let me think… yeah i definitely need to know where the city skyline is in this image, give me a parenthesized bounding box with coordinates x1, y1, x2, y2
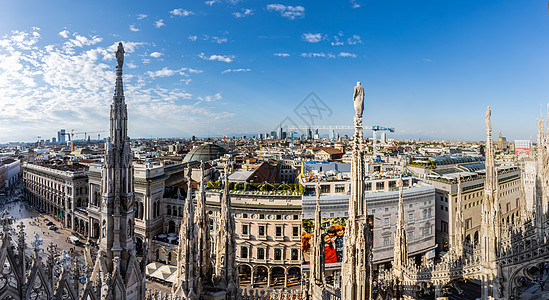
(1, 0, 549, 143)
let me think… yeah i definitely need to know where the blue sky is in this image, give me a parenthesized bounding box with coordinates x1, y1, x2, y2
(1, 0, 549, 143)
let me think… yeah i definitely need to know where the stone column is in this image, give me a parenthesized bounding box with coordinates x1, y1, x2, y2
(267, 268, 271, 287)
(250, 267, 255, 286)
(284, 269, 288, 288)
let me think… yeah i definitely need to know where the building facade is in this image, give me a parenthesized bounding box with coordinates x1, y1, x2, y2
(22, 162, 89, 234)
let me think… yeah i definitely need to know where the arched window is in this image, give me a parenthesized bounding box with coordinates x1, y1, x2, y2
(257, 248, 265, 260)
(274, 249, 282, 260)
(139, 202, 144, 219)
(291, 249, 298, 260)
(167, 205, 172, 215)
(179, 207, 183, 217)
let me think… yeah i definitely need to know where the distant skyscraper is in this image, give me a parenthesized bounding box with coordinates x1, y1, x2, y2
(51, 137, 56, 143)
(278, 127, 283, 140)
(380, 132, 387, 144)
(329, 129, 336, 140)
(58, 129, 66, 143)
(271, 131, 277, 139)
(307, 128, 313, 140)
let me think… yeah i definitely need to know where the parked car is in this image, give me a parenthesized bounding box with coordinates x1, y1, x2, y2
(48, 225, 57, 231)
(46, 221, 54, 226)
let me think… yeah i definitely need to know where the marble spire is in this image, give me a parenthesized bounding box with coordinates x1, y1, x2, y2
(342, 82, 371, 300)
(214, 165, 238, 299)
(393, 177, 408, 277)
(93, 42, 144, 300)
(196, 162, 212, 284)
(173, 166, 201, 298)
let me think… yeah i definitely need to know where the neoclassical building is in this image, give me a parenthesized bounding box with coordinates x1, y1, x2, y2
(205, 189, 302, 288)
(22, 161, 89, 234)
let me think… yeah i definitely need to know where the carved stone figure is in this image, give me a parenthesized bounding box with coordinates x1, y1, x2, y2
(116, 42, 124, 68)
(353, 82, 365, 120)
(485, 106, 491, 132)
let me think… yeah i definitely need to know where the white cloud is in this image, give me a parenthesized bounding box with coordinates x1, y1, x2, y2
(198, 93, 222, 102)
(274, 53, 290, 57)
(331, 41, 344, 46)
(221, 68, 251, 74)
(350, 0, 360, 8)
(146, 67, 177, 78)
(301, 52, 326, 58)
(212, 37, 228, 44)
(233, 8, 254, 18)
(347, 35, 363, 45)
(155, 19, 165, 28)
(338, 52, 357, 58)
(137, 14, 148, 20)
(423, 58, 432, 63)
(129, 25, 140, 32)
(147, 67, 202, 78)
(199, 53, 234, 63)
(150, 52, 163, 58)
(58, 30, 70, 39)
(300, 52, 338, 58)
(0, 29, 227, 142)
(188, 35, 198, 42)
(170, 9, 194, 17)
(267, 4, 305, 20)
(302, 33, 323, 43)
(205, 0, 219, 6)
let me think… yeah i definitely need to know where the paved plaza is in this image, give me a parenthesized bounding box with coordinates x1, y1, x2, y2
(0, 182, 86, 265)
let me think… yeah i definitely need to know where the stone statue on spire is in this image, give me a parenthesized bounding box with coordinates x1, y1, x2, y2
(353, 82, 365, 126)
(116, 42, 124, 68)
(485, 106, 491, 132)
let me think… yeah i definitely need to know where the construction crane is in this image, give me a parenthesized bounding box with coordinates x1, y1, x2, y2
(289, 131, 299, 154)
(63, 130, 108, 152)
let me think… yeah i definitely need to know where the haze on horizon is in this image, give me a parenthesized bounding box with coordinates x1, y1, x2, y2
(0, 0, 548, 144)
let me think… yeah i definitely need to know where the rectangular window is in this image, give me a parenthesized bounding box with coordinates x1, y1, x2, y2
(408, 232, 414, 240)
(408, 213, 414, 221)
(240, 246, 248, 258)
(424, 226, 430, 235)
(335, 184, 345, 193)
(276, 215, 282, 220)
(466, 218, 472, 230)
(276, 226, 282, 237)
(242, 224, 248, 235)
(243, 213, 248, 218)
(321, 185, 330, 194)
(292, 226, 299, 237)
(259, 225, 265, 236)
(365, 182, 372, 191)
(506, 202, 511, 212)
(376, 182, 385, 190)
(441, 221, 448, 233)
(293, 215, 299, 220)
(260, 214, 265, 219)
(385, 207, 389, 212)
(384, 217, 389, 225)
(384, 237, 390, 246)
